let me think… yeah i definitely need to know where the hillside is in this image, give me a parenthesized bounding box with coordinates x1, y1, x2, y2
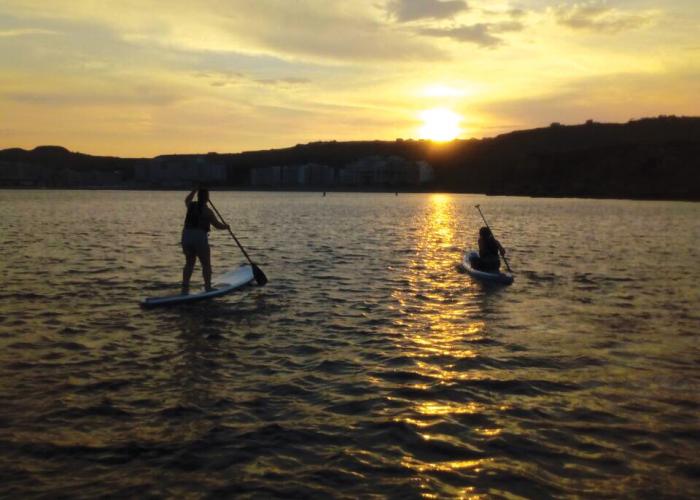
(1, 116, 698, 200)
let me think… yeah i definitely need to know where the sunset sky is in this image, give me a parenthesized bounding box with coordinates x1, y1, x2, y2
(1, 0, 698, 156)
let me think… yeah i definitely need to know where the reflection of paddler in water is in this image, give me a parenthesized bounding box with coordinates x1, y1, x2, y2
(181, 188, 230, 295)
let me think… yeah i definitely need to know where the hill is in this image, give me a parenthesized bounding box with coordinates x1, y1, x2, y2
(1, 116, 698, 200)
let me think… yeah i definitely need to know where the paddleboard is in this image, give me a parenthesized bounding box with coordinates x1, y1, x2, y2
(140, 264, 255, 308)
(462, 251, 514, 285)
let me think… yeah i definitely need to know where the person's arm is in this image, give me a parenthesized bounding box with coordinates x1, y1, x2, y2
(496, 239, 506, 256)
(185, 188, 196, 207)
(205, 207, 229, 230)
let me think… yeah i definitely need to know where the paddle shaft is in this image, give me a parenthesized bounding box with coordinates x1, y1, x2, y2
(474, 204, 513, 273)
(208, 200, 255, 266)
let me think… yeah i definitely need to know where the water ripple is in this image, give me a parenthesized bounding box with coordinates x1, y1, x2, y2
(0, 191, 698, 497)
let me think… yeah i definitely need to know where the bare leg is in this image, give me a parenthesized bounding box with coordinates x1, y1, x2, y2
(182, 252, 196, 294)
(198, 245, 212, 291)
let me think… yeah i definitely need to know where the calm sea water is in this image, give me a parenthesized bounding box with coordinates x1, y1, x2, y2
(0, 190, 698, 498)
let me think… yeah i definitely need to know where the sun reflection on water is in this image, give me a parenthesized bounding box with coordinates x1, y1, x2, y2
(391, 193, 485, 368)
(401, 456, 492, 473)
(387, 194, 503, 489)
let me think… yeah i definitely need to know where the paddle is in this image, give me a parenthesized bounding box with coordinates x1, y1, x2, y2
(474, 204, 513, 273)
(208, 200, 268, 286)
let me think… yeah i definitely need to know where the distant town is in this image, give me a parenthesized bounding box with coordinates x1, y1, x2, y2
(1, 116, 699, 200)
(0, 148, 434, 190)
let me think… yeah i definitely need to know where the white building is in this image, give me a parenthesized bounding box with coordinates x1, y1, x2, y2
(135, 156, 227, 186)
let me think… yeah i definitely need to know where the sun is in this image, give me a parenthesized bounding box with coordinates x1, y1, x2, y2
(418, 108, 462, 141)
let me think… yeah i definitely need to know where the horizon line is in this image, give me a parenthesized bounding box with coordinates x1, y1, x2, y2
(2, 114, 697, 159)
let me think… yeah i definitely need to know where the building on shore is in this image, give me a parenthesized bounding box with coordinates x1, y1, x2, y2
(134, 156, 227, 187)
(1, 152, 434, 190)
(0, 161, 126, 187)
(338, 156, 434, 187)
(249, 156, 433, 188)
(0, 161, 43, 186)
(250, 165, 282, 186)
(250, 163, 336, 187)
(418, 160, 434, 184)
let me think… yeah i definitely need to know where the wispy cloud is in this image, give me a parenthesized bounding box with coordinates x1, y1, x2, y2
(419, 21, 523, 47)
(255, 77, 311, 86)
(0, 1, 446, 63)
(4, 88, 183, 107)
(554, 2, 657, 34)
(507, 8, 526, 19)
(243, 3, 446, 62)
(193, 71, 310, 88)
(477, 69, 700, 130)
(385, 0, 468, 22)
(0, 28, 59, 37)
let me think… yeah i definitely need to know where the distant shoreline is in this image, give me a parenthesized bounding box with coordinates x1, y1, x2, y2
(3, 116, 699, 201)
(2, 186, 697, 203)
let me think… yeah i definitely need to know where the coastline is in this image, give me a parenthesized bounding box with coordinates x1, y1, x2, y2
(2, 185, 698, 203)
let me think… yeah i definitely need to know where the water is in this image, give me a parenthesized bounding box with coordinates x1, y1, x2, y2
(0, 190, 698, 498)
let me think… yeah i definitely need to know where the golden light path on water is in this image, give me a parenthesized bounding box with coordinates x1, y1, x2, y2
(387, 194, 501, 495)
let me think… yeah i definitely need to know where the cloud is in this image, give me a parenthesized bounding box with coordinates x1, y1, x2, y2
(193, 71, 310, 88)
(167, 1, 447, 62)
(419, 21, 523, 47)
(239, 3, 446, 62)
(0, 10, 328, 91)
(4, 87, 183, 107)
(475, 70, 700, 132)
(386, 0, 468, 22)
(0, 28, 59, 37)
(554, 3, 656, 33)
(507, 8, 526, 19)
(480, 7, 527, 20)
(255, 77, 311, 86)
(0, 1, 447, 64)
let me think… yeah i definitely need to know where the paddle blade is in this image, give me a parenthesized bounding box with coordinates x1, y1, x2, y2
(252, 264, 268, 286)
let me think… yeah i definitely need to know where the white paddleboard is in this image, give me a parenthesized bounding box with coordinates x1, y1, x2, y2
(141, 264, 255, 308)
(462, 251, 514, 285)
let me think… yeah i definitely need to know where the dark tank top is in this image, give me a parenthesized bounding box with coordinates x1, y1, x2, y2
(184, 202, 210, 232)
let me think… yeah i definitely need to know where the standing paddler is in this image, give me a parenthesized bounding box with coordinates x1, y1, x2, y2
(181, 187, 230, 294)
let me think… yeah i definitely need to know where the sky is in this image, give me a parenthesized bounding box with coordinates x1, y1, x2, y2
(1, 0, 698, 157)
